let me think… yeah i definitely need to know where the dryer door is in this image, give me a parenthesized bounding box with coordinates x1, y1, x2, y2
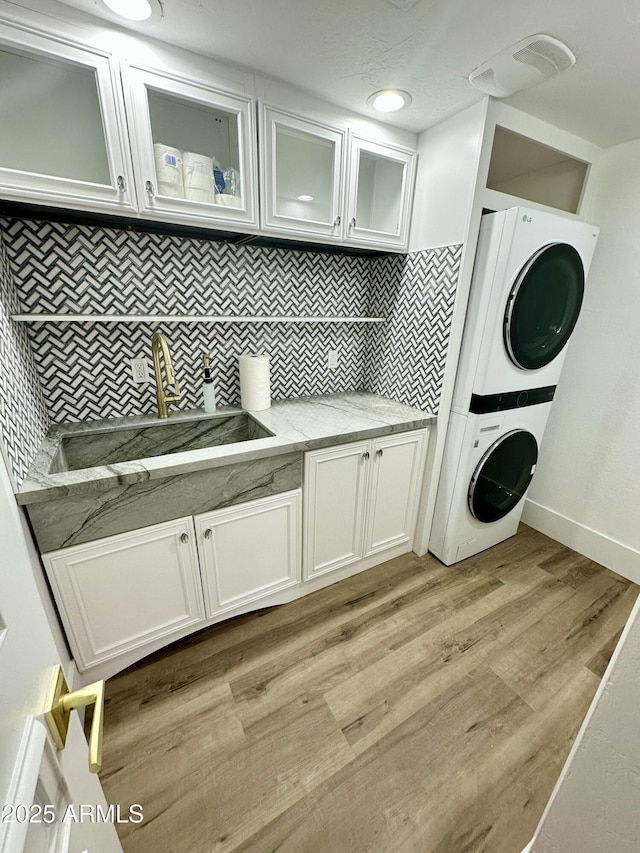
(468, 429, 538, 523)
(504, 242, 584, 370)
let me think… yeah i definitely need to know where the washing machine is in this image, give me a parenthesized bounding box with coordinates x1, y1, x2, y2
(452, 206, 599, 414)
(430, 400, 552, 566)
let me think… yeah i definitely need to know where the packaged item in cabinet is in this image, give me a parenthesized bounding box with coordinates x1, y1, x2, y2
(182, 151, 214, 203)
(153, 143, 184, 198)
(212, 156, 226, 195)
(214, 167, 242, 207)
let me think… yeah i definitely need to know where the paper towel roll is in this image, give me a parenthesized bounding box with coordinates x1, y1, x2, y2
(153, 143, 184, 198)
(182, 151, 214, 203)
(239, 354, 271, 411)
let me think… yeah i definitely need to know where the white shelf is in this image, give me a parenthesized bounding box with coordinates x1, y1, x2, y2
(11, 314, 386, 325)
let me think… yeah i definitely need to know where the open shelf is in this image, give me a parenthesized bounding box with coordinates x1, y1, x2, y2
(11, 314, 386, 324)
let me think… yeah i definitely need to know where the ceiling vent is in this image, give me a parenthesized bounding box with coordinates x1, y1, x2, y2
(468, 34, 576, 98)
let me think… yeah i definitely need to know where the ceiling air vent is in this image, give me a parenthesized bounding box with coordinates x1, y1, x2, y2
(468, 34, 576, 98)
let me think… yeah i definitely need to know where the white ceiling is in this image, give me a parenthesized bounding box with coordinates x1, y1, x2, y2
(28, 0, 640, 148)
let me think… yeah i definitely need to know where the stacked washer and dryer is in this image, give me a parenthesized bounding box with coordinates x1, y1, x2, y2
(430, 206, 599, 566)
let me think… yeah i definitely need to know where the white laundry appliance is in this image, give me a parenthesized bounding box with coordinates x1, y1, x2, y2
(430, 401, 552, 565)
(431, 206, 599, 565)
(452, 206, 599, 415)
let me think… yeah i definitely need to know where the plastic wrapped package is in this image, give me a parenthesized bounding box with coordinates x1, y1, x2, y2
(182, 151, 213, 203)
(153, 143, 184, 198)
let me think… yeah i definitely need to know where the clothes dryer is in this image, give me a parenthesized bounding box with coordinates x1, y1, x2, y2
(452, 207, 599, 414)
(430, 399, 553, 566)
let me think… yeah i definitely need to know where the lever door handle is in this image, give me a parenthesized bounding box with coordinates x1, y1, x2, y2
(44, 665, 105, 773)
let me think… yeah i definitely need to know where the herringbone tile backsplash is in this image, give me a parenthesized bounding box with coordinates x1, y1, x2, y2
(0, 233, 49, 488)
(0, 215, 461, 486)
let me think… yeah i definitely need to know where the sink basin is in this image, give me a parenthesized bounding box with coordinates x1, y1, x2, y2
(49, 414, 273, 473)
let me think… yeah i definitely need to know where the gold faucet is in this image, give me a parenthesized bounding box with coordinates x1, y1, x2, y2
(151, 331, 181, 419)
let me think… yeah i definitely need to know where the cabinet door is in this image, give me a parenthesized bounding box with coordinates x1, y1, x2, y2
(364, 430, 428, 556)
(43, 518, 204, 671)
(303, 441, 370, 580)
(345, 136, 416, 249)
(0, 21, 135, 214)
(122, 62, 258, 229)
(261, 106, 344, 240)
(195, 490, 301, 617)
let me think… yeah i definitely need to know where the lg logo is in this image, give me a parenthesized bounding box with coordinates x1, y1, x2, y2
(522, 215, 532, 223)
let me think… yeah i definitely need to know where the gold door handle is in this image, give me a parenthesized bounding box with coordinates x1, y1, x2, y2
(44, 665, 105, 773)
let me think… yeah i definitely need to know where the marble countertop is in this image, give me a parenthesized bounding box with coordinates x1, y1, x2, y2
(18, 392, 435, 506)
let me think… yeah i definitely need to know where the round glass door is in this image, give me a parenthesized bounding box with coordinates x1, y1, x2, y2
(504, 243, 585, 370)
(468, 429, 538, 523)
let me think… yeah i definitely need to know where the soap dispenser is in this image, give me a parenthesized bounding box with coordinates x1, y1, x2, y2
(202, 354, 217, 413)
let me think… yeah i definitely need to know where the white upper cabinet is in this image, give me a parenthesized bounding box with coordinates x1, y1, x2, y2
(121, 62, 258, 229)
(0, 21, 135, 214)
(260, 106, 344, 240)
(345, 137, 416, 249)
(260, 103, 417, 250)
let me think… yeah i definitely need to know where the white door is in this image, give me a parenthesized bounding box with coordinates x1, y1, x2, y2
(0, 456, 123, 853)
(303, 441, 370, 580)
(364, 430, 428, 556)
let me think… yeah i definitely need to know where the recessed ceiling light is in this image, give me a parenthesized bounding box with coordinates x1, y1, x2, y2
(367, 90, 412, 113)
(296, 194, 314, 202)
(101, 0, 162, 22)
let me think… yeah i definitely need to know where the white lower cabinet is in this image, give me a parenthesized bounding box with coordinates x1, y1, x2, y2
(43, 517, 205, 671)
(303, 429, 428, 580)
(194, 490, 301, 617)
(42, 491, 302, 673)
(41, 427, 426, 676)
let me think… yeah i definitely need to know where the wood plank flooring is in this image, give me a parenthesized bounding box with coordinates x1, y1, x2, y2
(98, 525, 639, 853)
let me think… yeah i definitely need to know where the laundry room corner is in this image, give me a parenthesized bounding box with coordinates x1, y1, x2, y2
(522, 138, 640, 586)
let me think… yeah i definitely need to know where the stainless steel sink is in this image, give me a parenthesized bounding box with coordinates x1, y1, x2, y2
(49, 414, 273, 473)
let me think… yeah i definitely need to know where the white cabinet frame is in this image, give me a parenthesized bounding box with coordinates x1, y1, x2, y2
(0, 20, 136, 214)
(121, 61, 259, 229)
(345, 135, 416, 250)
(260, 105, 345, 240)
(195, 490, 301, 617)
(303, 429, 428, 580)
(43, 517, 205, 671)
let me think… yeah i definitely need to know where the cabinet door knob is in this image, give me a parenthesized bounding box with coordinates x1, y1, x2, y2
(376, 448, 383, 458)
(204, 528, 212, 540)
(145, 180, 156, 197)
(180, 532, 189, 544)
(349, 217, 356, 228)
(116, 175, 126, 192)
(362, 451, 370, 460)
(334, 215, 341, 227)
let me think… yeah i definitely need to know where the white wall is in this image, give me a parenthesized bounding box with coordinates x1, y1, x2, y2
(523, 136, 640, 584)
(527, 593, 640, 853)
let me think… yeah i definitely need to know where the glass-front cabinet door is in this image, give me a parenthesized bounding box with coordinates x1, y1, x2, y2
(261, 107, 344, 240)
(346, 137, 416, 249)
(0, 21, 135, 214)
(122, 63, 258, 229)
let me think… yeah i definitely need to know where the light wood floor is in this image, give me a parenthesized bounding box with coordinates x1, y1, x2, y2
(99, 525, 638, 853)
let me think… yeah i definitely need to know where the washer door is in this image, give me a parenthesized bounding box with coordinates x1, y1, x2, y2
(468, 429, 538, 523)
(504, 242, 585, 370)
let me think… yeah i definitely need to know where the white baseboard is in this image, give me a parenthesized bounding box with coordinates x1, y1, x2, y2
(522, 499, 640, 586)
